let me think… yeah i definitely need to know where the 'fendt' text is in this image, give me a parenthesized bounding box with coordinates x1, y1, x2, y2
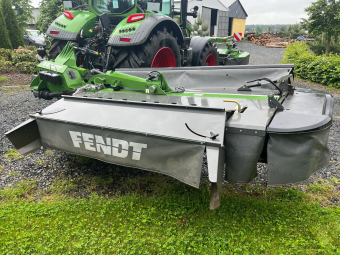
(69, 131, 148, 161)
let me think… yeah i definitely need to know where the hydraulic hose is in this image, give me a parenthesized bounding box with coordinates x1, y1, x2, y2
(32, 89, 77, 100)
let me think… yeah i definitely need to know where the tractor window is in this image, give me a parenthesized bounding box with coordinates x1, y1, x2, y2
(141, 0, 172, 15)
(93, 0, 136, 14)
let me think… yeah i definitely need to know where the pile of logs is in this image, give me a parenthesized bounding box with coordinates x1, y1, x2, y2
(247, 33, 294, 48)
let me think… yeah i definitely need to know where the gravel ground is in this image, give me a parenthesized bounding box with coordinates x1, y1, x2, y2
(0, 43, 339, 192)
(237, 41, 285, 65)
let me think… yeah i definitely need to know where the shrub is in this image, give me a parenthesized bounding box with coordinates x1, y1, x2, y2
(308, 36, 340, 55)
(0, 47, 38, 74)
(0, 48, 12, 61)
(0, 57, 13, 73)
(15, 62, 37, 74)
(11, 48, 37, 63)
(282, 42, 340, 88)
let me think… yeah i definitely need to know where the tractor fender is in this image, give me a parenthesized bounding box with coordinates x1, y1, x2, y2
(190, 37, 217, 66)
(47, 11, 97, 41)
(108, 14, 184, 46)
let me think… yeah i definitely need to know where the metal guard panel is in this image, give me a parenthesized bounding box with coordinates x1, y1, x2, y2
(5, 118, 42, 155)
(37, 119, 204, 188)
(108, 14, 183, 46)
(268, 92, 334, 133)
(33, 96, 226, 147)
(118, 65, 293, 95)
(47, 25, 78, 40)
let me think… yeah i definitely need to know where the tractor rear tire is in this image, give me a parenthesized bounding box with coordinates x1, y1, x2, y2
(112, 28, 181, 69)
(49, 39, 67, 60)
(199, 42, 218, 66)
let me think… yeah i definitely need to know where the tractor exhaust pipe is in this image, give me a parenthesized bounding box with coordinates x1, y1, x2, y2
(180, 0, 188, 36)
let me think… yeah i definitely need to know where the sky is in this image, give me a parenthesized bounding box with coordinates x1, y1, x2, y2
(31, 0, 315, 24)
(240, 0, 314, 24)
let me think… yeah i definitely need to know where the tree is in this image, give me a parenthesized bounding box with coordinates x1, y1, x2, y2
(36, 0, 86, 34)
(279, 25, 286, 34)
(0, 6, 12, 49)
(302, 0, 340, 56)
(192, 13, 209, 36)
(11, 0, 34, 33)
(1, 0, 24, 49)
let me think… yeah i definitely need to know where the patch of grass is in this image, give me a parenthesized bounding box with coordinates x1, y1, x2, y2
(34, 160, 43, 165)
(8, 171, 20, 177)
(0, 180, 340, 254)
(0, 179, 38, 203)
(3, 148, 24, 160)
(0, 76, 8, 83)
(45, 150, 54, 155)
(0, 86, 30, 95)
(76, 155, 91, 163)
(0, 175, 340, 254)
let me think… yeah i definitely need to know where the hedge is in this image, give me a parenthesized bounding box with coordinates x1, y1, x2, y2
(282, 42, 340, 88)
(0, 46, 38, 74)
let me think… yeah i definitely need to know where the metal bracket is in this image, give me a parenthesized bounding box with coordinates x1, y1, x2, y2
(279, 80, 295, 95)
(268, 93, 284, 111)
(237, 82, 261, 91)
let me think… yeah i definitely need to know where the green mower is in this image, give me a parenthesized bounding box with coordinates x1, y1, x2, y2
(40, 0, 249, 71)
(5, 1, 335, 210)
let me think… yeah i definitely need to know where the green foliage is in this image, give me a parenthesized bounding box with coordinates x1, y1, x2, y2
(0, 179, 37, 203)
(256, 26, 260, 37)
(3, 148, 24, 160)
(0, 76, 8, 83)
(308, 35, 340, 55)
(0, 179, 340, 254)
(191, 12, 209, 37)
(0, 47, 38, 74)
(36, 0, 86, 34)
(1, 0, 24, 49)
(11, 48, 37, 63)
(279, 25, 286, 34)
(282, 41, 312, 63)
(0, 7, 12, 49)
(282, 41, 340, 88)
(15, 62, 37, 74)
(0, 48, 12, 60)
(302, 0, 340, 56)
(0, 57, 13, 73)
(11, 0, 34, 33)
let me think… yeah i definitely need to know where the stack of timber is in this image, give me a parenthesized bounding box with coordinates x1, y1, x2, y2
(249, 33, 294, 48)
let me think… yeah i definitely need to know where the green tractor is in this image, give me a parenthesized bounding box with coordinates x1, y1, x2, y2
(43, 0, 249, 71)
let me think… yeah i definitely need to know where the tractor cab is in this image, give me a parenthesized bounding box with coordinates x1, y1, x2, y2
(89, 0, 174, 16)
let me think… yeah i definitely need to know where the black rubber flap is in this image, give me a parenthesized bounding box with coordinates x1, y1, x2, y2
(267, 127, 330, 185)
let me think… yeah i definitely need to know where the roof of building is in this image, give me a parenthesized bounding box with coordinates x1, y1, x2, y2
(218, 0, 236, 8)
(219, 0, 248, 18)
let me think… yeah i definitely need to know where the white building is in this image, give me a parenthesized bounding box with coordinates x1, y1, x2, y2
(174, 0, 248, 37)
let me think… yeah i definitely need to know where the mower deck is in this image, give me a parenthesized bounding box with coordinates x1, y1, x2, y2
(6, 65, 334, 209)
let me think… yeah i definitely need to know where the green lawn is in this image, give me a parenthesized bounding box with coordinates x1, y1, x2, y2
(0, 176, 340, 254)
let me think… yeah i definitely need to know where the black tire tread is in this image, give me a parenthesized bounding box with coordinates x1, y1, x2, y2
(198, 42, 218, 66)
(112, 27, 180, 69)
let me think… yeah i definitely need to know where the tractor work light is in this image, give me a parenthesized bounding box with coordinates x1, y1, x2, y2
(64, 11, 74, 20)
(120, 38, 131, 42)
(127, 14, 145, 23)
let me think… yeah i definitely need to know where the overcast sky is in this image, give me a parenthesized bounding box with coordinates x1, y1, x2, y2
(241, 0, 314, 24)
(31, 0, 315, 24)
